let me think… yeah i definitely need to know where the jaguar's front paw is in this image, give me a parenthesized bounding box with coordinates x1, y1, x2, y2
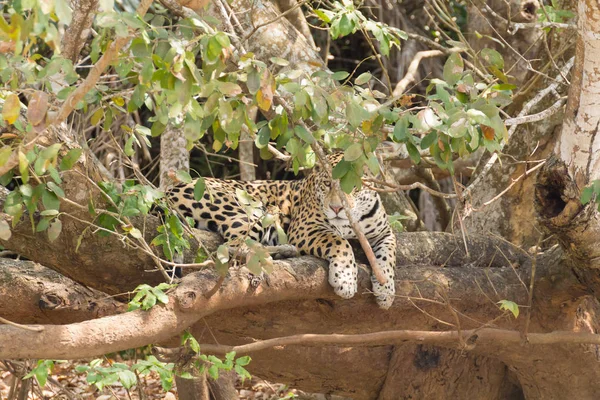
(371, 274, 395, 309)
(329, 264, 358, 299)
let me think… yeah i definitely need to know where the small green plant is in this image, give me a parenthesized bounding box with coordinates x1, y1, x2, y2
(388, 212, 409, 233)
(181, 331, 252, 382)
(75, 359, 138, 391)
(23, 360, 57, 387)
(128, 282, 176, 311)
(498, 300, 519, 318)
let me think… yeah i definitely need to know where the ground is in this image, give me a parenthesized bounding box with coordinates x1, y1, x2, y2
(0, 359, 350, 399)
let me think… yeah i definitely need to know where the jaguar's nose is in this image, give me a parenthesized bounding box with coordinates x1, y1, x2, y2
(330, 205, 343, 215)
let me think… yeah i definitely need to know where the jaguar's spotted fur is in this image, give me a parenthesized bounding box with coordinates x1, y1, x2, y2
(167, 155, 396, 308)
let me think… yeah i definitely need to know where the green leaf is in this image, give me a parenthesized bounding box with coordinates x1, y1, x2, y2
(480, 48, 504, 70)
(332, 71, 349, 81)
(346, 101, 370, 128)
(234, 365, 252, 382)
(176, 170, 193, 184)
(294, 125, 315, 144)
(314, 8, 332, 23)
(0, 219, 11, 240)
(152, 287, 169, 305)
(55, 0, 73, 24)
(354, 72, 372, 85)
(43, 189, 60, 211)
(18, 151, 29, 184)
(498, 300, 519, 318)
(142, 292, 157, 310)
(118, 370, 137, 389)
(340, 170, 361, 193)
(48, 219, 62, 242)
(0, 147, 12, 167)
(332, 159, 350, 179)
(124, 135, 135, 156)
(406, 142, 421, 164)
(442, 52, 464, 86)
(193, 178, 206, 201)
(338, 13, 355, 37)
(581, 186, 595, 205)
(60, 148, 82, 170)
(344, 143, 363, 162)
(47, 181, 65, 198)
(393, 117, 408, 142)
(420, 131, 437, 150)
(270, 57, 290, 66)
(235, 356, 251, 367)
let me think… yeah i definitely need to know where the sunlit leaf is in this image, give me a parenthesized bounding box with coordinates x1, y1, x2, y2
(48, 219, 62, 242)
(498, 300, 519, 318)
(2, 93, 20, 124)
(0, 219, 11, 240)
(344, 143, 363, 162)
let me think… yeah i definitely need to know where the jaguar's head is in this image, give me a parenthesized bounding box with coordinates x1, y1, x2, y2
(312, 156, 380, 226)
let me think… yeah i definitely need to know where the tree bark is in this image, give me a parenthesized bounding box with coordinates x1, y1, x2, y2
(458, 0, 576, 246)
(0, 258, 124, 324)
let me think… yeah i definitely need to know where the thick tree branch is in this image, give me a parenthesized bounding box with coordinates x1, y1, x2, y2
(556, 0, 600, 184)
(61, 0, 100, 63)
(0, 258, 124, 325)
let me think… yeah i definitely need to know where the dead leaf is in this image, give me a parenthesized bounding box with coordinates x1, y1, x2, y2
(27, 91, 49, 126)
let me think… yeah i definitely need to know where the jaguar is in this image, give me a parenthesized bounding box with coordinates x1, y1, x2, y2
(167, 155, 397, 308)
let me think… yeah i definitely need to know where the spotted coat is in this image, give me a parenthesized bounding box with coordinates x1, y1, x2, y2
(167, 156, 396, 308)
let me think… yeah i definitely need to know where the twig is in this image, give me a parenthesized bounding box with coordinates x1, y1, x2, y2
(392, 48, 463, 96)
(473, 160, 546, 210)
(480, 3, 574, 34)
(0, 316, 44, 332)
(504, 97, 567, 127)
(523, 237, 541, 340)
(363, 177, 458, 199)
(197, 328, 600, 354)
(242, 0, 308, 44)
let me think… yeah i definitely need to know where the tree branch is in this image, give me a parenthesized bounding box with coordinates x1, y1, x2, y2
(193, 328, 600, 355)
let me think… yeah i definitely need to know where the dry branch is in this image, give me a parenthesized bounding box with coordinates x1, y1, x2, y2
(196, 328, 600, 354)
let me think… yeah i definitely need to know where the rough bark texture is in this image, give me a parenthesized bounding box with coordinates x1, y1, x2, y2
(62, 0, 100, 63)
(160, 124, 190, 190)
(555, 0, 600, 184)
(378, 345, 523, 400)
(459, 0, 576, 246)
(0, 259, 124, 324)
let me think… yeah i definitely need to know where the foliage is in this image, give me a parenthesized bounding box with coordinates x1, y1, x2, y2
(76, 356, 174, 391)
(537, 0, 575, 24)
(312, 0, 407, 55)
(181, 331, 252, 382)
(128, 282, 176, 311)
(23, 360, 57, 387)
(498, 300, 519, 318)
(581, 180, 600, 210)
(388, 212, 409, 233)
